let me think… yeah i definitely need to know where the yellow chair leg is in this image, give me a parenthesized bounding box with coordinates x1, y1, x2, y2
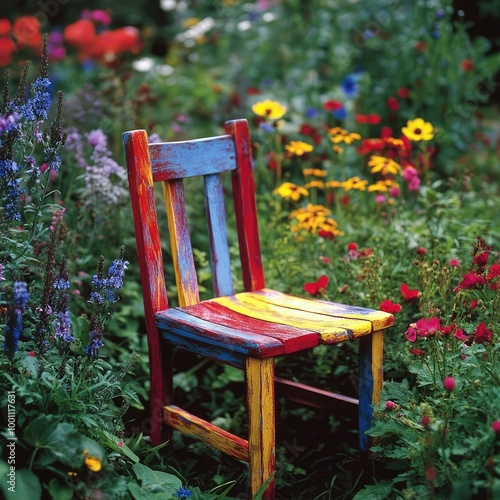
(246, 357, 275, 499)
(371, 329, 384, 407)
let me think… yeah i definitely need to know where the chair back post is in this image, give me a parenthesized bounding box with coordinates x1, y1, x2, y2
(224, 119, 266, 292)
(123, 129, 171, 445)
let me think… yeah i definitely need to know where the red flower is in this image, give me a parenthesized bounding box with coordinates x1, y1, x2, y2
(323, 100, 343, 112)
(12, 16, 42, 50)
(454, 273, 485, 291)
(304, 275, 329, 296)
(246, 87, 261, 95)
(347, 242, 358, 251)
(474, 322, 492, 344)
(460, 59, 474, 72)
(421, 415, 430, 428)
(415, 40, 426, 51)
(443, 376, 456, 392)
(400, 283, 420, 302)
(449, 259, 459, 267)
(355, 113, 381, 125)
(64, 19, 96, 48)
(474, 251, 489, 268)
(492, 421, 500, 434)
(0, 19, 10, 36)
(411, 348, 426, 356)
(0, 37, 15, 67)
(416, 247, 427, 255)
(386, 97, 400, 111)
(397, 87, 410, 98)
(487, 263, 500, 280)
(379, 299, 402, 314)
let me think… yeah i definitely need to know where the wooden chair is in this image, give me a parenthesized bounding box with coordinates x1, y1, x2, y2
(123, 119, 394, 499)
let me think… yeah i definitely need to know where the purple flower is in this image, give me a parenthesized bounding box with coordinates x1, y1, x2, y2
(54, 310, 73, 342)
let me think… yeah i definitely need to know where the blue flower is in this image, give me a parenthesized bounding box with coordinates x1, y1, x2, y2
(333, 107, 347, 120)
(2, 282, 30, 356)
(305, 107, 318, 119)
(55, 310, 73, 342)
(30, 77, 52, 121)
(341, 73, 362, 98)
(175, 487, 192, 499)
(259, 122, 274, 134)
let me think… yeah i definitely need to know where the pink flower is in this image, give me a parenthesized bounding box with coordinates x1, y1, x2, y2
(453, 328, 467, 341)
(405, 324, 417, 342)
(385, 400, 397, 410)
(320, 256, 331, 264)
(416, 247, 427, 255)
(449, 259, 459, 267)
(415, 317, 440, 337)
(443, 376, 456, 392)
(492, 421, 500, 434)
(375, 194, 386, 204)
(411, 348, 426, 356)
(117, 440, 123, 448)
(28, 351, 36, 357)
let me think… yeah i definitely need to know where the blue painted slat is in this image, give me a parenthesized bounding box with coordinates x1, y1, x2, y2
(150, 136, 237, 181)
(204, 173, 234, 297)
(155, 308, 286, 359)
(358, 334, 373, 451)
(163, 179, 200, 306)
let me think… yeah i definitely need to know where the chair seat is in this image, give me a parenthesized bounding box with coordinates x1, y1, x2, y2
(155, 289, 394, 364)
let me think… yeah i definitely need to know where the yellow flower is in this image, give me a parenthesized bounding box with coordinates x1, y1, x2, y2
(251, 99, 287, 120)
(368, 180, 399, 192)
(290, 204, 343, 236)
(367, 155, 401, 175)
(328, 127, 361, 145)
(332, 145, 344, 154)
(325, 180, 342, 189)
(273, 182, 309, 202)
(285, 140, 313, 156)
(83, 450, 102, 473)
(302, 168, 328, 178)
(402, 118, 434, 141)
(342, 176, 369, 191)
(304, 180, 325, 189)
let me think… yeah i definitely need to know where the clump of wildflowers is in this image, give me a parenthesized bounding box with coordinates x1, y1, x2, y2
(86, 247, 128, 359)
(2, 281, 29, 358)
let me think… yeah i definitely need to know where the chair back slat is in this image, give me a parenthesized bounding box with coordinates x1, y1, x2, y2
(123, 130, 169, 314)
(203, 173, 234, 297)
(224, 120, 265, 291)
(150, 136, 237, 181)
(162, 179, 200, 307)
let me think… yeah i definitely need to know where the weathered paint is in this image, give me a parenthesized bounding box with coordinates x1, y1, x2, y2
(164, 405, 249, 461)
(162, 180, 200, 307)
(156, 307, 286, 359)
(254, 289, 394, 330)
(180, 301, 319, 354)
(123, 130, 170, 446)
(246, 357, 275, 499)
(150, 135, 237, 181)
(203, 173, 234, 297)
(211, 293, 373, 343)
(225, 120, 266, 292)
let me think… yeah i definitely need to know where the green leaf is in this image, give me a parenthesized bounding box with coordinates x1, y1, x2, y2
(96, 429, 139, 463)
(132, 462, 182, 494)
(352, 480, 393, 500)
(48, 478, 74, 500)
(0, 462, 42, 500)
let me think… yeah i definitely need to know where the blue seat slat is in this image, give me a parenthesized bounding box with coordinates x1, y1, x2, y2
(150, 136, 237, 181)
(204, 173, 234, 297)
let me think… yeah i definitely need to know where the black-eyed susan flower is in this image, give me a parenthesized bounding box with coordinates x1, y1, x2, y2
(328, 127, 361, 145)
(402, 118, 434, 141)
(342, 176, 369, 191)
(332, 145, 344, 154)
(302, 168, 328, 177)
(273, 182, 309, 202)
(368, 155, 401, 175)
(285, 140, 313, 156)
(251, 99, 287, 120)
(325, 180, 343, 189)
(304, 180, 325, 189)
(368, 179, 399, 192)
(289, 204, 343, 236)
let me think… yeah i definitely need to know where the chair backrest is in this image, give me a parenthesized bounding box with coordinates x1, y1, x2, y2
(122, 119, 265, 320)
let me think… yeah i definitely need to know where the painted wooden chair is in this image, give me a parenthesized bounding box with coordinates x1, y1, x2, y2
(123, 119, 394, 499)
